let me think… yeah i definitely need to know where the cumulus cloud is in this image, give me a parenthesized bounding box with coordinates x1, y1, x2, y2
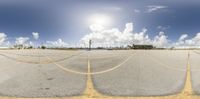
(174, 34, 188, 47)
(0, 33, 12, 48)
(187, 33, 200, 46)
(32, 32, 39, 40)
(80, 23, 127, 47)
(179, 34, 188, 41)
(152, 31, 169, 48)
(133, 28, 151, 43)
(15, 37, 29, 45)
(123, 23, 133, 34)
(0, 33, 7, 45)
(173, 33, 200, 48)
(80, 23, 173, 48)
(80, 27, 200, 48)
(80, 23, 153, 48)
(46, 39, 68, 48)
(147, 5, 167, 13)
(89, 24, 104, 32)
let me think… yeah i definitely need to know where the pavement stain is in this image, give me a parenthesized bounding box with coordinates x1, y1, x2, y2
(39, 88, 50, 90)
(45, 88, 50, 90)
(47, 78, 54, 80)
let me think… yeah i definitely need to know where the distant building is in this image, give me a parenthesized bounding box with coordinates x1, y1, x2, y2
(13, 44, 24, 49)
(13, 44, 33, 49)
(130, 44, 154, 49)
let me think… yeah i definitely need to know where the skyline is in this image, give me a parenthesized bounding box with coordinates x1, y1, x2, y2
(0, 0, 200, 48)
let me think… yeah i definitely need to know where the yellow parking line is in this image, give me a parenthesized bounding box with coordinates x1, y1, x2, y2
(83, 58, 103, 98)
(46, 52, 137, 75)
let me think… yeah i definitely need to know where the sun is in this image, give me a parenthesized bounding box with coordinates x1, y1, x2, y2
(88, 14, 112, 26)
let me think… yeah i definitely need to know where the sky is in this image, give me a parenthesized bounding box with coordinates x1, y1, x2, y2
(0, 0, 200, 48)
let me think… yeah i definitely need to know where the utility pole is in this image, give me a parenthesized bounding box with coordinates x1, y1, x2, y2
(89, 39, 92, 51)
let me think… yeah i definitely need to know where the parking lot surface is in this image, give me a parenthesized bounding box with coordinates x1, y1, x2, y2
(0, 49, 197, 98)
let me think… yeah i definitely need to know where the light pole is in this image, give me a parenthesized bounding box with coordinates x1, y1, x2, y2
(89, 39, 92, 51)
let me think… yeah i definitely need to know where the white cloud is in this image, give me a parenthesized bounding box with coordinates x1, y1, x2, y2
(173, 33, 200, 48)
(179, 34, 188, 41)
(89, 24, 104, 32)
(32, 32, 39, 40)
(0, 33, 11, 48)
(0, 33, 7, 45)
(152, 31, 169, 48)
(29, 41, 34, 46)
(80, 23, 152, 48)
(132, 28, 152, 45)
(174, 34, 188, 47)
(184, 33, 200, 46)
(80, 23, 200, 49)
(134, 9, 140, 13)
(81, 23, 174, 48)
(123, 23, 133, 34)
(46, 39, 68, 48)
(157, 25, 170, 30)
(147, 5, 167, 13)
(15, 37, 29, 45)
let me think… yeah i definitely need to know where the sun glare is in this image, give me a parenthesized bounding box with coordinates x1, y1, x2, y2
(88, 14, 112, 26)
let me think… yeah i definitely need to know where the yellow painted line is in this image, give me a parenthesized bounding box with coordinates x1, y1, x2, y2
(83, 58, 103, 98)
(180, 51, 193, 95)
(46, 52, 137, 75)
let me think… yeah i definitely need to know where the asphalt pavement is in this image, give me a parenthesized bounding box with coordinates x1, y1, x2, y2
(0, 49, 195, 97)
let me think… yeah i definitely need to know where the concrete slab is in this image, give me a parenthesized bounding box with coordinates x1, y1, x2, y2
(0, 50, 86, 98)
(92, 50, 187, 96)
(0, 49, 190, 97)
(189, 50, 200, 94)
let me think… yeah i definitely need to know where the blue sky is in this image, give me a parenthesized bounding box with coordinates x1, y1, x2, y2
(0, 0, 200, 48)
